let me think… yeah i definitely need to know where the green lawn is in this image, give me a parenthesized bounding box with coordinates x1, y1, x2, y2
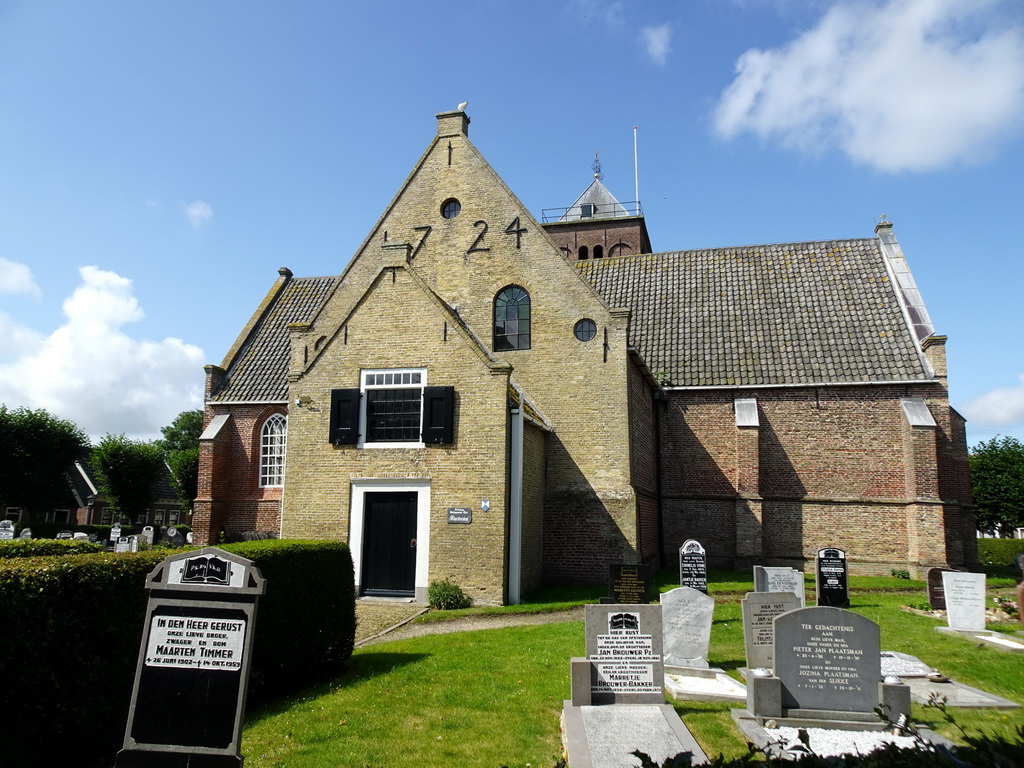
(242, 573, 1024, 767)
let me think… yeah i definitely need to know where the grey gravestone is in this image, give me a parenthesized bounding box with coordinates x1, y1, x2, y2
(927, 567, 953, 610)
(87, 533, 98, 542)
(115, 547, 265, 767)
(111, 523, 122, 540)
(660, 587, 714, 668)
(941, 571, 986, 631)
(741, 591, 800, 670)
(1016, 553, 1024, 576)
(167, 526, 186, 548)
(753, 566, 806, 607)
(141, 526, 155, 546)
(56, 530, 73, 540)
(73, 532, 89, 541)
(128, 535, 139, 553)
(815, 547, 849, 608)
(1018, 582, 1024, 632)
(115, 536, 130, 553)
(19, 527, 32, 539)
(679, 539, 708, 594)
(606, 563, 651, 604)
(880, 651, 933, 678)
(774, 606, 881, 713)
(0, 520, 15, 540)
(585, 603, 664, 704)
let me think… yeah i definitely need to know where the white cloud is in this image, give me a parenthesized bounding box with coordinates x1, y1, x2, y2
(0, 257, 42, 296)
(0, 266, 205, 441)
(642, 24, 673, 66)
(713, 0, 1024, 172)
(183, 200, 214, 228)
(961, 373, 1024, 427)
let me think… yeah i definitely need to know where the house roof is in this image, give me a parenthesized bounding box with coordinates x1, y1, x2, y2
(577, 238, 931, 387)
(211, 275, 338, 402)
(558, 179, 631, 222)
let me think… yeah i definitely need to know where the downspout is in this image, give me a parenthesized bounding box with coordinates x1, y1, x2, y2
(508, 406, 524, 605)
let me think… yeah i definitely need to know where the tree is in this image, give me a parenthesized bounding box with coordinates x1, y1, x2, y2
(970, 435, 1024, 536)
(159, 409, 203, 513)
(91, 434, 164, 522)
(0, 405, 90, 512)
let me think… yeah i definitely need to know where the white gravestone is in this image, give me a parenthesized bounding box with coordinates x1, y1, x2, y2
(0, 520, 15, 540)
(941, 571, 986, 631)
(660, 587, 714, 669)
(753, 566, 806, 607)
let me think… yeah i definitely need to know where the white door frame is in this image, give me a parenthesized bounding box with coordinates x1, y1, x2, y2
(350, 479, 431, 602)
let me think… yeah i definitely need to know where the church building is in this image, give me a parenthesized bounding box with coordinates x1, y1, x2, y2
(193, 109, 974, 605)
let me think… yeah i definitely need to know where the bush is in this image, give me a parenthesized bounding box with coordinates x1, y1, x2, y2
(428, 577, 473, 610)
(976, 537, 1024, 568)
(0, 538, 102, 558)
(0, 539, 354, 767)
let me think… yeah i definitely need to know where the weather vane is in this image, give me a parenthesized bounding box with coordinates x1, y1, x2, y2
(592, 151, 603, 181)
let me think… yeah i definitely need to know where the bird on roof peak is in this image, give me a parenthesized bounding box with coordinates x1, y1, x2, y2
(457, 101, 469, 111)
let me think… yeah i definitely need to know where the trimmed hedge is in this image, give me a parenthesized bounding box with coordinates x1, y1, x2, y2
(0, 538, 103, 558)
(0, 540, 354, 767)
(977, 537, 1024, 568)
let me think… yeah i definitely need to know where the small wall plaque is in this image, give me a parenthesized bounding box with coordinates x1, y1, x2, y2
(447, 507, 472, 524)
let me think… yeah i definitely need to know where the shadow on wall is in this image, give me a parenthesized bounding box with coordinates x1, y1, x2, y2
(541, 432, 637, 584)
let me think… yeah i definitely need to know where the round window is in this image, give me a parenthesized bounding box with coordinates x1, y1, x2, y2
(574, 319, 597, 342)
(441, 198, 462, 219)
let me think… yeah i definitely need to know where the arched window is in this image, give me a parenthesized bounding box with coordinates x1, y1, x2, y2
(494, 285, 531, 351)
(593, 244, 604, 259)
(578, 245, 589, 260)
(260, 413, 287, 487)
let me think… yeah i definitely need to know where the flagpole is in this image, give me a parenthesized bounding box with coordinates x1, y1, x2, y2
(633, 126, 639, 211)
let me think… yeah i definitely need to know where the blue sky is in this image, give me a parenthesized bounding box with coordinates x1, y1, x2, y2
(1, 0, 1022, 446)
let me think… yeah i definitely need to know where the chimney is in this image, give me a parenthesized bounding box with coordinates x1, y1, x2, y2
(436, 109, 470, 138)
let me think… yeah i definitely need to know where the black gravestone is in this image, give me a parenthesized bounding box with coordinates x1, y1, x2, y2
(815, 547, 850, 608)
(605, 564, 652, 604)
(926, 567, 953, 610)
(116, 547, 265, 767)
(679, 539, 708, 594)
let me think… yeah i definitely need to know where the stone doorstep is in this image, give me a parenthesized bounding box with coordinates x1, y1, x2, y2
(731, 710, 955, 756)
(935, 626, 1024, 652)
(562, 701, 709, 768)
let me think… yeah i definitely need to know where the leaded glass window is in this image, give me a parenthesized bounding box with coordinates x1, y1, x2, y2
(494, 285, 531, 351)
(260, 413, 287, 487)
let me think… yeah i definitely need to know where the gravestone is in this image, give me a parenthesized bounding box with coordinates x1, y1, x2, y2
(0, 520, 15, 540)
(660, 587, 714, 668)
(73, 532, 89, 541)
(115, 547, 265, 767)
(141, 526, 155, 546)
(115, 536, 130, 553)
(584, 603, 664, 704)
(774, 606, 882, 714)
(1016, 553, 1024, 576)
(605, 563, 651, 604)
(815, 547, 850, 608)
(56, 530, 73, 540)
(111, 523, 122, 542)
(753, 566, 806, 606)
(741, 591, 800, 671)
(128, 535, 139, 553)
(679, 539, 708, 594)
(167, 526, 186, 548)
(87, 533, 98, 542)
(926, 567, 953, 610)
(19, 527, 32, 539)
(941, 571, 986, 631)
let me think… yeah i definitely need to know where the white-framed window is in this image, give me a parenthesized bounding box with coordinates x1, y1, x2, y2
(4, 507, 22, 522)
(45, 509, 71, 524)
(359, 369, 426, 448)
(260, 413, 287, 486)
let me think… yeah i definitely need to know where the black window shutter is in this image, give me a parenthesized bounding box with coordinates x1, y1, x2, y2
(329, 388, 361, 445)
(422, 386, 455, 444)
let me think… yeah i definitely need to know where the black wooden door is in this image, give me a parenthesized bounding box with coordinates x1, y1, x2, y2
(361, 491, 417, 596)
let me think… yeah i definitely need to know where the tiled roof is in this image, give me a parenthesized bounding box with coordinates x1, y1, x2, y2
(211, 276, 338, 402)
(577, 238, 930, 387)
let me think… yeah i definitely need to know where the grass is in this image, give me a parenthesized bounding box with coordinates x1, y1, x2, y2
(242, 571, 1024, 767)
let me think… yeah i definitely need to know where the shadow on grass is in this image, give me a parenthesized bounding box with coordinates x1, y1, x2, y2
(247, 652, 429, 720)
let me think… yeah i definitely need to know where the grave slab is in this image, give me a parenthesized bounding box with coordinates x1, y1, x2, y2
(903, 677, 1020, 709)
(935, 627, 1024, 652)
(562, 702, 708, 768)
(664, 670, 747, 703)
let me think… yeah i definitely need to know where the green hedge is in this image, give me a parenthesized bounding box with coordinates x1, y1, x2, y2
(0, 538, 103, 557)
(976, 537, 1024, 568)
(0, 540, 354, 767)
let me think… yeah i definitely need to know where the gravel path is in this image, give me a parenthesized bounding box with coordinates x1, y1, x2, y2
(354, 601, 583, 647)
